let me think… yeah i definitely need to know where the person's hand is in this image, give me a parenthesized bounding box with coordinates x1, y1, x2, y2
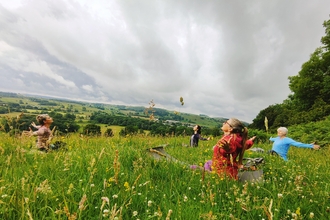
(249, 136, 256, 142)
(22, 127, 33, 137)
(31, 122, 37, 128)
(313, 144, 320, 150)
(219, 140, 230, 151)
(207, 137, 211, 141)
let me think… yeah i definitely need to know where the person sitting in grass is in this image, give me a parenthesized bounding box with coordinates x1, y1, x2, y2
(269, 127, 320, 161)
(192, 118, 256, 180)
(190, 124, 210, 147)
(23, 114, 54, 152)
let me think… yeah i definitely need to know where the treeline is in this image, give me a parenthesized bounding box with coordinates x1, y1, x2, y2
(0, 112, 79, 136)
(0, 109, 222, 137)
(90, 111, 221, 137)
(249, 17, 330, 132)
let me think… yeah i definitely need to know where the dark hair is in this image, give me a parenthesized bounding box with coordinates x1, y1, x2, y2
(229, 118, 248, 165)
(196, 125, 201, 134)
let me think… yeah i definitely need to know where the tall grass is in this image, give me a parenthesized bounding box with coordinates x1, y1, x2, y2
(0, 133, 329, 219)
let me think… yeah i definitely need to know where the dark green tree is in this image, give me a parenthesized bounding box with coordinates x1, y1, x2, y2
(251, 16, 330, 128)
(288, 17, 330, 112)
(104, 128, 114, 137)
(83, 124, 101, 136)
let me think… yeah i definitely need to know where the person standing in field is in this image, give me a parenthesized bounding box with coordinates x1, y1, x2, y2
(210, 118, 255, 179)
(269, 127, 320, 161)
(23, 114, 54, 152)
(190, 124, 210, 147)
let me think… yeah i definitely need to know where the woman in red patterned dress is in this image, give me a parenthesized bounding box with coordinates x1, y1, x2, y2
(212, 118, 255, 179)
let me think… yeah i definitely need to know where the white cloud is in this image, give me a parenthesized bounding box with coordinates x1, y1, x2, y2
(1, 0, 329, 122)
(82, 85, 94, 93)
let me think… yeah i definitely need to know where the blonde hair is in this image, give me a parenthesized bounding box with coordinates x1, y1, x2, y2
(36, 114, 49, 125)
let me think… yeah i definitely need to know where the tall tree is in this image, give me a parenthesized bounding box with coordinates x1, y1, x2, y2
(288, 17, 330, 112)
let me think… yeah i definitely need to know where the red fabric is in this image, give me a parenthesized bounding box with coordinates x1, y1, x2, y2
(212, 134, 253, 179)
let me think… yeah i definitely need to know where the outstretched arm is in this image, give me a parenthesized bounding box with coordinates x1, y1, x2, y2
(22, 127, 37, 137)
(312, 144, 320, 150)
(245, 136, 256, 149)
(31, 122, 41, 129)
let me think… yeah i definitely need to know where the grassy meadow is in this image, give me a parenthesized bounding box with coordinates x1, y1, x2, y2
(0, 130, 330, 220)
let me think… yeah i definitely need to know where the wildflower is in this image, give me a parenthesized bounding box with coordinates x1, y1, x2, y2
(36, 179, 52, 195)
(79, 194, 87, 211)
(2, 194, 8, 198)
(103, 209, 109, 217)
(143, 181, 150, 186)
(124, 182, 130, 191)
(90, 184, 95, 187)
(277, 193, 283, 198)
(295, 207, 301, 215)
(148, 200, 153, 207)
(309, 212, 314, 218)
(26, 209, 33, 220)
(287, 209, 291, 214)
(166, 209, 173, 220)
(113, 194, 118, 199)
(101, 197, 109, 204)
(183, 195, 188, 202)
(133, 211, 138, 216)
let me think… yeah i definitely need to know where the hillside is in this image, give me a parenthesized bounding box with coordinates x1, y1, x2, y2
(0, 91, 226, 128)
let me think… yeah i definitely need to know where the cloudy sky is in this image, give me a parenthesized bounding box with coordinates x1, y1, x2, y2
(0, 0, 329, 122)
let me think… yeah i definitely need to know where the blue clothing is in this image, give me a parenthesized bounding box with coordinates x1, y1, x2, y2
(269, 136, 313, 161)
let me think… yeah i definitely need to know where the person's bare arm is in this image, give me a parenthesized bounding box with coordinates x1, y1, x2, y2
(22, 127, 37, 137)
(31, 122, 41, 129)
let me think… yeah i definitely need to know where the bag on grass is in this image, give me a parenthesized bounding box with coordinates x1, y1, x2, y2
(238, 157, 264, 183)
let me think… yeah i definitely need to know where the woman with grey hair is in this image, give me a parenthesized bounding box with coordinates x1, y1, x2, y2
(269, 127, 320, 161)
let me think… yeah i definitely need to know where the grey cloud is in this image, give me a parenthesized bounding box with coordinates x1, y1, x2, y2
(1, 0, 329, 122)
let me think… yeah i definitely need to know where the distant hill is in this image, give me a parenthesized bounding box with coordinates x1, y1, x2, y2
(0, 91, 227, 128)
